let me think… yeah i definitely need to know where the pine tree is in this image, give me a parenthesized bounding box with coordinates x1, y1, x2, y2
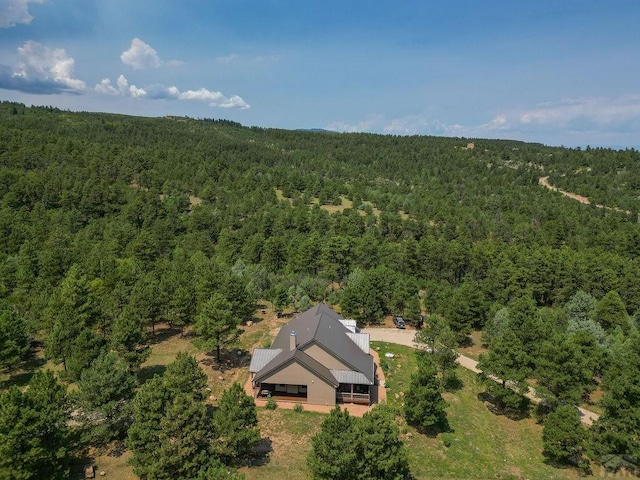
(543, 405, 586, 467)
(127, 376, 171, 479)
(307, 406, 358, 480)
(76, 352, 137, 444)
(0, 309, 30, 371)
(355, 404, 411, 480)
(109, 310, 150, 370)
(404, 352, 448, 431)
(589, 332, 640, 469)
(196, 294, 240, 362)
(478, 326, 531, 415)
(213, 382, 260, 461)
(154, 395, 213, 480)
(594, 291, 632, 334)
(128, 353, 246, 479)
(308, 404, 411, 480)
(535, 333, 597, 404)
(0, 371, 71, 480)
(164, 351, 208, 401)
(403, 294, 422, 328)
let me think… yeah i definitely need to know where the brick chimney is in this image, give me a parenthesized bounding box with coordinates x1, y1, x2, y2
(289, 330, 296, 351)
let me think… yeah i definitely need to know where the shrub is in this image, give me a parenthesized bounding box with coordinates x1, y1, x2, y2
(265, 396, 277, 410)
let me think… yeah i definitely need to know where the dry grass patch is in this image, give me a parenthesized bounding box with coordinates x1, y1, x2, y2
(189, 194, 202, 207)
(457, 330, 488, 360)
(239, 409, 323, 480)
(71, 447, 136, 480)
(275, 187, 393, 218)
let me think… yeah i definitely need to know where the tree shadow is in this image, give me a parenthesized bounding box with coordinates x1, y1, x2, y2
(246, 315, 265, 326)
(69, 451, 95, 480)
(1, 369, 35, 390)
(476, 391, 531, 421)
(443, 374, 464, 392)
(542, 454, 592, 476)
(249, 303, 270, 325)
(413, 418, 454, 437)
(146, 324, 182, 345)
(0, 345, 47, 390)
(240, 437, 272, 468)
(200, 348, 251, 373)
(137, 364, 167, 384)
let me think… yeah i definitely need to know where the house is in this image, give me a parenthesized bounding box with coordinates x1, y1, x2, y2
(249, 303, 376, 406)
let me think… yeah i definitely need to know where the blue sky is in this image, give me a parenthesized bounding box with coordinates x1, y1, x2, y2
(1, 1, 639, 148)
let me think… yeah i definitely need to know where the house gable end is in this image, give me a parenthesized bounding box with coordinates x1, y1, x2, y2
(253, 349, 338, 388)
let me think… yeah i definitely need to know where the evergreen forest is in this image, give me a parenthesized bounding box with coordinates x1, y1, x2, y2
(1, 101, 639, 478)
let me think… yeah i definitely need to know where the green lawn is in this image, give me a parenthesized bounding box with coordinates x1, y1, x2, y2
(372, 341, 580, 479)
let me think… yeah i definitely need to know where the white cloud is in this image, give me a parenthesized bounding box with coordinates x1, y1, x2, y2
(178, 87, 225, 103)
(448, 95, 640, 139)
(120, 38, 162, 70)
(0, 0, 44, 28)
(178, 88, 250, 109)
(0, 40, 85, 94)
(328, 113, 447, 136)
(94, 77, 249, 109)
(218, 95, 250, 109)
(326, 114, 386, 133)
(94, 78, 118, 95)
(327, 93, 640, 145)
(116, 74, 146, 97)
(517, 95, 640, 132)
(93, 74, 146, 98)
(166, 85, 181, 98)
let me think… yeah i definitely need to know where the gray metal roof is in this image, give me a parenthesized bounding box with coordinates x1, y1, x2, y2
(249, 348, 282, 373)
(346, 332, 370, 353)
(330, 369, 374, 385)
(339, 319, 358, 333)
(256, 303, 375, 384)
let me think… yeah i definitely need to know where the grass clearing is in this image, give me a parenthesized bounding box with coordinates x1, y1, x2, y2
(239, 408, 324, 480)
(276, 187, 403, 219)
(70, 448, 136, 480)
(372, 341, 581, 479)
(457, 330, 488, 360)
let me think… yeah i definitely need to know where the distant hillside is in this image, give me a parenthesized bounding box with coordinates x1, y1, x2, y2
(296, 128, 334, 132)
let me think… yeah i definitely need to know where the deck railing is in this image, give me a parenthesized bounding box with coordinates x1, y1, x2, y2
(336, 392, 370, 405)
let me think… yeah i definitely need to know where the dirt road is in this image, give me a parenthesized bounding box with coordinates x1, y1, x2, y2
(539, 176, 591, 204)
(362, 327, 599, 425)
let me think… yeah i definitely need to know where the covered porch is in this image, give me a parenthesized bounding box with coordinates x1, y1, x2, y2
(253, 382, 308, 402)
(336, 382, 371, 405)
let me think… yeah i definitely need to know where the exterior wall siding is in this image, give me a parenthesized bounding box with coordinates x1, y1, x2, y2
(258, 362, 336, 406)
(302, 343, 350, 370)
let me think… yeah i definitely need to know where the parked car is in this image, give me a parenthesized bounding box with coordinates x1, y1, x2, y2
(393, 316, 405, 329)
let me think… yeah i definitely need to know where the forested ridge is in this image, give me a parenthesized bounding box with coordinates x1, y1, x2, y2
(1, 100, 639, 478)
